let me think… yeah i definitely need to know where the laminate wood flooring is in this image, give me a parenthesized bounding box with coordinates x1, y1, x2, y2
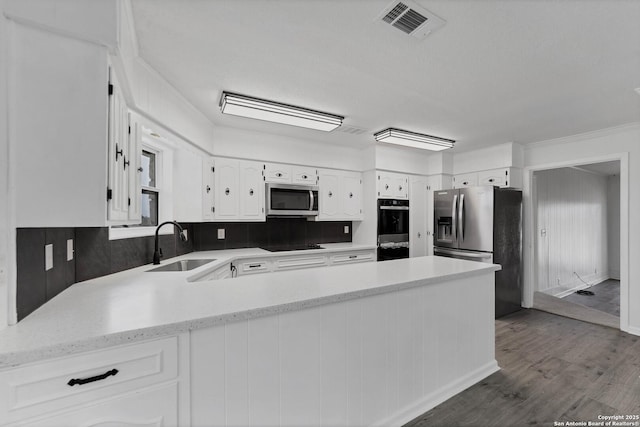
(404, 309, 640, 427)
(563, 279, 620, 317)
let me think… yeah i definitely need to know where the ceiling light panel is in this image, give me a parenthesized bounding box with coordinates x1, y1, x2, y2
(374, 128, 454, 151)
(220, 92, 344, 132)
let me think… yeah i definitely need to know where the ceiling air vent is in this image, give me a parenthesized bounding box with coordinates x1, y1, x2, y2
(335, 125, 368, 135)
(377, 0, 446, 40)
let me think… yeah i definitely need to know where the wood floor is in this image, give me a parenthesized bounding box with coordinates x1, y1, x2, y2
(563, 279, 620, 317)
(404, 309, 640, 427)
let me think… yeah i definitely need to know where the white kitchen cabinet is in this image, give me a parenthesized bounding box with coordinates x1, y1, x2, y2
(0, 337, 179, 425)
(409, 176, 428, 257)
(478, 167, 522, 189)
(233, 258, 272, 276)
(273, 255, 328, 271)
(329, 250, 376, 265)
(202, 157, 215, 221)
(377, 171, 408, 199)
(291, 166, 317, 185)
(317, 169, 363, 221)
(452, 172, 478, 188)
(264, 163, 291, 183)
(9, 383, 179, 427)
(211, 158, 265, 222)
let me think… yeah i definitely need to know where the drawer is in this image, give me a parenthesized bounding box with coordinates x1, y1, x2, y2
(453, 172, 478, 188)
(263, 163, 291, 183)
(331, 251, 376, 265)
(235, 259, 271, 275)
(0, 337, 178, 423)
(273, 255, 327, 271)
(291, 166, 317, 185)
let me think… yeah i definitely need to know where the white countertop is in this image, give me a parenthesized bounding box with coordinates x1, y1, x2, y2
(0, 244, 500, 368)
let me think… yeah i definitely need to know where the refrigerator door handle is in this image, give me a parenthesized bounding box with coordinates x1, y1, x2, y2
(459, 194, 465, 241)
(452, 194, 458, 239)
(434, 247, 492, 259)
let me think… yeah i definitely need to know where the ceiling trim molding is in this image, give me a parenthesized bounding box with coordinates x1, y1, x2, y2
(523, 122, 640, 150)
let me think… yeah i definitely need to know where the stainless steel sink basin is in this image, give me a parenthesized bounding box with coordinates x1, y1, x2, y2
(147, 259, 216, 272)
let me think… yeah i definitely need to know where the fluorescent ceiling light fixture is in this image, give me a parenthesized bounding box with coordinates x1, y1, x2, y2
(374, 128, 455, 151)
(220, 92, 343, 132)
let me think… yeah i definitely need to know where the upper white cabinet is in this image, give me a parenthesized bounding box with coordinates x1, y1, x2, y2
(453, 167, 522, 189)
(377, 171, 408, 199)
(264, 163, 317, 185)
(317, 169, 363, 221)
(210, 157, 265, 222)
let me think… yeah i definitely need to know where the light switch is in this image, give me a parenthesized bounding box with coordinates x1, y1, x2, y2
(217, 228, 225, 239)
(344, 225, 350, 234)
(67, 239, 74, 261)
(45, 244, 53, 271)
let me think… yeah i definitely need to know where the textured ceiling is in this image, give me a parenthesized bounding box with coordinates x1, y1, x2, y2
(130, 0, 640, 152)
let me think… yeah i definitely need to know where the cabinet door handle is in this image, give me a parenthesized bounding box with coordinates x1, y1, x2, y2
(399, 185, 403, 191)
(276, 172, 282, 177)
(206, 185, 211, 193)
(488, 178, 495, 183)
(249, 188, 254, 196)
(302, 174, 308, 179)
(115, 144, 123, 160)
(418, 232, 422, 238)
(137, 167, 144, 173)
(328, 191, 333, 198)
(123, 156, 129, 170)
(385, 184, 389, 190)
(67, 368, 119, 387)
(463, 181, 469, 186)
(225, 188, 230, 195)
(349, 192, 353, 198)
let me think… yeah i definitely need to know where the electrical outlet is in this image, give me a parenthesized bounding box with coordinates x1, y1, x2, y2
(217, 228, 225, 239)
(67, 239, 74, 261)
(344, 225, 349, 234)
(45, 244, 53, 271)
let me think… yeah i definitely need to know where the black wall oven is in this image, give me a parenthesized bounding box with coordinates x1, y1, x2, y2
(377, 199, 409, 261)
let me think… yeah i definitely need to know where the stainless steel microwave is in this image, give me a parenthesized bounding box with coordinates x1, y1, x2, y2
(266, 183, 319, 216)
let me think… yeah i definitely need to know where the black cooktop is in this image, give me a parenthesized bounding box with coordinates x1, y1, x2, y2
(261, 244, 324, 252)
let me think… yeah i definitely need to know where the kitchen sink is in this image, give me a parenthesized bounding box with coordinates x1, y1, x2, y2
(147, 259, 216, 272)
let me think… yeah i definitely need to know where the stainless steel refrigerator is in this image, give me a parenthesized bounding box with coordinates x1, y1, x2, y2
(433, 186, 522, 318)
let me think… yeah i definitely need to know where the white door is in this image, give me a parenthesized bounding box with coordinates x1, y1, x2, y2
(202, 158, 215, 220)
(107, 69, 130, 222)
(342, 173, 362, 219)
(239, 160, 265, 221)
(213, 158, 239, 220)
(318, 170, 341, 219)
(409, 176, 427, 257)
(127, 113, 142, 222)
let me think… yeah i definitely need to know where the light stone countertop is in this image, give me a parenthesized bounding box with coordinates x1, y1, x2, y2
(0, 244, 500, 368)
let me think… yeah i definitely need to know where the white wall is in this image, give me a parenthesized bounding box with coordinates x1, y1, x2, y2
(453, 142, 524, 174)
(524, 123, 638, 334)
(0, 0, 10, 330)
(608, 175, 621, 280)
(535, 168, 608, 296)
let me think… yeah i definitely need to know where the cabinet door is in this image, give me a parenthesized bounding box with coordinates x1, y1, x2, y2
(318, 170, 341, 219)
(239, 161, 265, 221)
(291, 166, 317, 185)
(377, 173, 394, 198)
(342, 172, 363, 220)
(393, 175, 408, 199)
(213, 158, 239, 220)
(409, 176, 428, 257)
(264, 163, 291, 184)
(107, 69, 130, 222)
(453, 172, 478, 189)
(202, 158, 215, 221)
(127, 113, 142, 222)
(15, 383, 178, 427)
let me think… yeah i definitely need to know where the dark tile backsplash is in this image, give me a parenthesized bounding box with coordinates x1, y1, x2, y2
(16, 219, 351, 321)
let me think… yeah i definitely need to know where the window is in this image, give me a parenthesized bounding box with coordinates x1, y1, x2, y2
(140, 149, 159, 226)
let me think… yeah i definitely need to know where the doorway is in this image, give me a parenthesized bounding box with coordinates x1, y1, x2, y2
(524, 154, 629, 331)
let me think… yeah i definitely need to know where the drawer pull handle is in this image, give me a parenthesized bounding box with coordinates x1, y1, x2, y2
(67, 368, 119, 386)
(302, 174, 308, 179)
(248, 264, 262, 268)
(488, 178, 494, 183)
(349, 255, 357, 259)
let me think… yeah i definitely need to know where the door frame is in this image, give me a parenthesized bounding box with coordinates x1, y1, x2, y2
(522, 152, 629, 332)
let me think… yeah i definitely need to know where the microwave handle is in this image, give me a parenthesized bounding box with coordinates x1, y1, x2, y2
(309, 190, 314, 211)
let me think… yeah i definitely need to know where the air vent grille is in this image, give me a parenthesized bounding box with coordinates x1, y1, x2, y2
(383, 3, 408, 24)
(335, 125, 368, 135)
(393, 8, 428, 34)
(377, 0, 446, 40)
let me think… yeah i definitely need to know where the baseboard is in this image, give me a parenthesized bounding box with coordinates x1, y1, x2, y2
(625, 325, 640, 337)
(609, 269, 620, 280)
(542, 273, 610, 298)
(372, 360, 500, 427)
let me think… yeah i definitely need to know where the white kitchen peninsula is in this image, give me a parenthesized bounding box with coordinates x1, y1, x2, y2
(0, 253, 500, 426)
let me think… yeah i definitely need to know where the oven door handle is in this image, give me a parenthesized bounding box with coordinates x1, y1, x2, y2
(309, 190, 314, 211)
(379, 206, 409, 211)
(434, 247, 492, 259)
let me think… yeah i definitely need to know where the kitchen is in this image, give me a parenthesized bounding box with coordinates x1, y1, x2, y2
(0, 1, 639, 426)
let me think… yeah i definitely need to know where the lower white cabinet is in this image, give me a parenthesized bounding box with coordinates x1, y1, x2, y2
(329, 250, 375, 265)
(234, 258, 272, 276)
(0, 337, 180, 426)
(10, 382, 178, 427)
(273, 255, 328, 271)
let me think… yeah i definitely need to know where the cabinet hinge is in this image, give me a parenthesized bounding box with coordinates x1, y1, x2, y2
(106, 188, 112, 201)
(262, 207, 264, 213)
(128, 125, 131, 134)
(505, 170, 509, 176)
(108, 83, 113, 96)
(212, 166, 215, 173)
(128, 197, 131, 206)
(212, 206, 215, 213)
